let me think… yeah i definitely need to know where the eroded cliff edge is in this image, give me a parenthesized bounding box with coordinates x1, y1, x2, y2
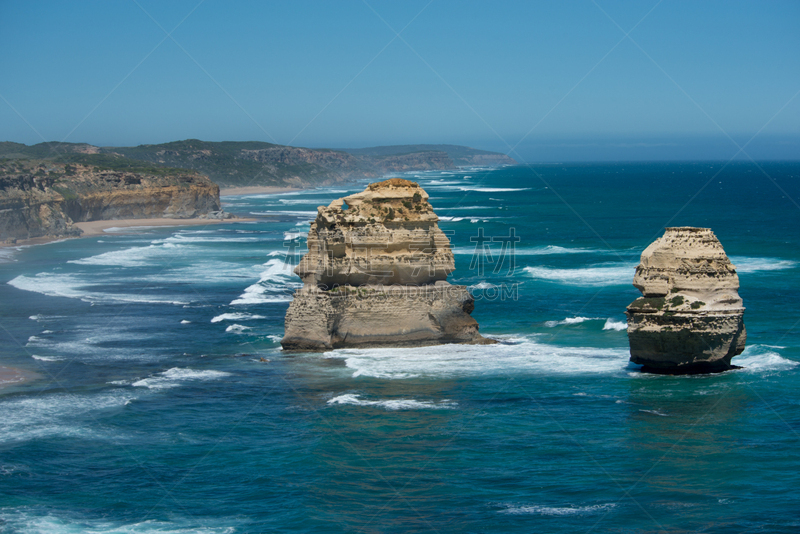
(282, 178, 493, 351)
(626, 227, 746, 374)
(0, 159, 223, 242)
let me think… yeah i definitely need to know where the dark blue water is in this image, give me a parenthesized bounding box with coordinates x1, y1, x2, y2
(1, 162, 799, 532)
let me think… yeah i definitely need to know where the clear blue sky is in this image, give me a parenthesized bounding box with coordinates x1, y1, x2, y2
(1, 1, 798, 161)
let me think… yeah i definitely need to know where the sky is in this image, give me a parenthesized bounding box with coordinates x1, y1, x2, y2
(1, 0, 798, 162)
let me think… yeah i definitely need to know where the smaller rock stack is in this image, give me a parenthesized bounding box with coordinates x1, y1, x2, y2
(626, 227, 746, 374)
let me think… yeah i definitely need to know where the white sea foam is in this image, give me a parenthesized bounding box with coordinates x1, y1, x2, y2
(0, 248, 17, 263)
(279, 198, 316, 205)
(138, 260, 265, 285)
(101, 225, 164, 233)
(734, 345, 799, 373)
(9, 273, 189, 305)
(230, 258, 300, 305)
(153, 234, 263, 245)
(0, 390, 134, 444)
(524, 263, 635, 286)
(324, 338, 631, 379)
(24, 328, 162, 362)
(327, 394, 456, 410)
(544, 316, 604, 327)
(424, 179, 464, 185)
(180, 320, 191, 324)
(210, 313, 265, 323)
(250, 210, 317, 217)
(267, 335, 283, 343)
(452, 245, 607, 256)
(469, 282, 497, 290)
(458, 186, 530, 192)
(132, 368, 231, 390)
(501, 503, 616, 516)
(69, 244, 186, 267)
(31, 355, 64, 362)
(730, 256, 797, 273)
(0, 510, 237, 534)
(225, 324, 251, 333)
(438, 205, 494, 210)
(603, 318, 628, 331)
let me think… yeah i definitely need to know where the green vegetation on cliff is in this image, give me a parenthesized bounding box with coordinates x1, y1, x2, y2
(0, 140, 516, 188)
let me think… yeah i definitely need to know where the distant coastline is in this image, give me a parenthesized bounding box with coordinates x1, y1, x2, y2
(0, 140, 516, 190)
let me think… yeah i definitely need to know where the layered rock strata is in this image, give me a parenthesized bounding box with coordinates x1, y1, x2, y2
(0, 160, 223, 241)
(282, 178, 492, 350)
(626, 227, 746, 374)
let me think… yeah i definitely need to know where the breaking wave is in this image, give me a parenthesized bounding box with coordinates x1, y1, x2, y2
(524, 263, 635, 286)
(603, 318, 628, 331)
(230, 258, 300, 305)
(544, 316, 604, 327)
(132, 368, 231, 390)
(324, 336, 632, 379)
(730, 256, 797, 273)
(9, 273, 189, 305)
(501, 503, 616, 516)
(210, 313, 265, 323)
(327, 394, 456, 410)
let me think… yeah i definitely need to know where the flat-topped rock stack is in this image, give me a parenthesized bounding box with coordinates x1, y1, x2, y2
(626, 227, 747, 374)
(282, 178, 492, 351)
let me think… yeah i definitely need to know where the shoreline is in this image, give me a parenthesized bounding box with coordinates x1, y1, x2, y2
(1, 185, 309, 250)
(0, 216, 256, 249)
(220, 185, 302, 196)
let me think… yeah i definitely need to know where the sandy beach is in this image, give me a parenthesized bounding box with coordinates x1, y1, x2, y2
(220, 185, 302, 196)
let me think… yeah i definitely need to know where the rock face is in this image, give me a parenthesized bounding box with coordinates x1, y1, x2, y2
(0, 160, 222, 241)
(626, 227, 746, 374)
(282, 178, 492, 351)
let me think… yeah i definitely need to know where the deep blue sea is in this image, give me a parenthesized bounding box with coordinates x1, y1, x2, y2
(1, 162, 799, 533)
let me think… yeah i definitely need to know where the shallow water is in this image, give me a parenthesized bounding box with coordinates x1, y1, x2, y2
(1, 162, 799, 532)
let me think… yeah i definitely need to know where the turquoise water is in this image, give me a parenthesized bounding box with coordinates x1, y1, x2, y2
(1, 162, 799, 532)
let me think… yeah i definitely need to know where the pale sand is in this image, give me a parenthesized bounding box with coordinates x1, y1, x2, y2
(0, 366, 40, 389)
(220, 185, 302, 196)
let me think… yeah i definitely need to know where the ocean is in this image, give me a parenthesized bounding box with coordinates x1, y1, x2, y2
(1, 162, 799, 532)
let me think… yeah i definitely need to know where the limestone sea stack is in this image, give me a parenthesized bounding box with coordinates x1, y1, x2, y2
(281, 178, 493, 351)
(626, 227, 746, 374)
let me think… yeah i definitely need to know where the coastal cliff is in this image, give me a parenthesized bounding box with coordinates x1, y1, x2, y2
(0, 141, 516, 188)
(626, 227, 747, 374)
(282, 178, 493, 350)
(0, 158, 222, 241)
